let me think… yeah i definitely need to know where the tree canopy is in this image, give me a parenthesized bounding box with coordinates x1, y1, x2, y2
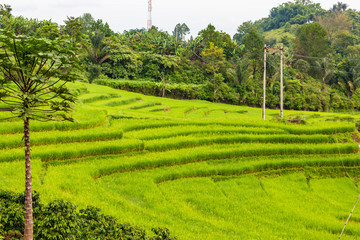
(0, 29, 80, 239)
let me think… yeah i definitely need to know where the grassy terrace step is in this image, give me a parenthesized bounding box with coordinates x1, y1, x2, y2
(144, 134, 338, 151)
(282, 123, 356, 135)
(119, 119, 356, 135)
(154, 155, 360, 183)
(94, 143, 359, 178)
(104, 97, 142, 107)
(88, 153, 360, 183)
(120, 120, 282, 132)
(0, 139, 144, 162)
(0, 127, 123, 149)
(125, 125, 288, 140)
(129, 102, 162, 110)
(0, 108, 107, 134)
(2, 81, 360, 240)
(79, 94, 121, 104)
(95, 173, 360, 239)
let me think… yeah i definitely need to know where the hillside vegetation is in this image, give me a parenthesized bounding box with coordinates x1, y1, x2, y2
(0, 82, 360, 239)
(1, 1, 360, 111)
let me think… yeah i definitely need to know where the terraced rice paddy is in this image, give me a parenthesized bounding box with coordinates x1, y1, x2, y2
(1, 82, 360, 239)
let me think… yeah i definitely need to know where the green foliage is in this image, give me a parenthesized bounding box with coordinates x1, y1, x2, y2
(332, 31, 356, 55)
(198, 24, 237, 58)
(87, 63, 102, 84)
(0, 16, 40, 35)
(0, 190, 177, 240)
(95, 78, 239, 103)
(172, 23, 190, 41)
(35, 20, 60, 40)
(0, 29, 79, 122)
(63, 16, 84, 45)
(260, 1, 324, 31)
(294, 59, 310, 74)
(233, 21, 258, 45)
(102, 36, 139, 79)
(0, 4, 11, 18)
(243, 28, 264, 76)
(202, 42, 226, 74)
(294, 22, 329, 58)
(139, 53, 179, 80)
(335, 55, 360, 98)
(316, 12, 352, 45)
(2, 3, 360, 111)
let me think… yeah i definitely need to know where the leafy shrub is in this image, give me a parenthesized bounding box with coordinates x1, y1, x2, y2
(87, 63, 102, 83)
(94, 78, 241, 104)
(0, 190, 177, 240)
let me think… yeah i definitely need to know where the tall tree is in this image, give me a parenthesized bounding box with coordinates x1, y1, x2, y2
(180, 23, 190, 41)
(63, 16, 84, 47)
(35, 20, 60, 40)
(243, 28, 264, 77)
(0, 30, 79, 240)
(233, 21, 257, 45)
(0, 3, 11, 18)
(202, 42, 226, 101)
(336, 55, 360, 98)
(315, 12, 352, 43)
(173, 23, 190, 41)
(198, 24, 236, 58)
(315, 57, 335, 91)
(294, 22, 329, 59)
(331, 2, 348, 13)
(79, 13, 95, 35)
(84, 30, 109, 83)
(261, 1, 324, 31)
(294, 23, 331, 78)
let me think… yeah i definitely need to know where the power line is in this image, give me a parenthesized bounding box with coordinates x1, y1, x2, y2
(266, 52, 360, 74)
(285, 53, 360, 62)
(267, 54, 360, 75)
(336, 137, 360, 240)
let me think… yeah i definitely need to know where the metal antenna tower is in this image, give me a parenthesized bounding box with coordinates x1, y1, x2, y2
(147, 0, 152, 30)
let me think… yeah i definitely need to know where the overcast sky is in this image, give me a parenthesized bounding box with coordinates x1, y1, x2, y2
(3, 0, 360, 37)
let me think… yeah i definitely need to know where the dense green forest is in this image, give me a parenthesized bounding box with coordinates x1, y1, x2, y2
(1, 0, 360, 111)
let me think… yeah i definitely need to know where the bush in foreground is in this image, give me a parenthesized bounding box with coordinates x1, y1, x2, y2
(0, 190, 176, 240)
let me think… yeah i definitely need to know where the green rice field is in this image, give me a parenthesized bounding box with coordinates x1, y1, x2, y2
(1, 82, 360, 239)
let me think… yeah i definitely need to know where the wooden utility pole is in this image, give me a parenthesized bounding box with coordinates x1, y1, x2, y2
(280, 47, 284, 118)
(263, 44, 267, 120)
(265, 46, 285, 119)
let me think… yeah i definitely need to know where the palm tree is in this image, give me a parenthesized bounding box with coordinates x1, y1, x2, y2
(186, 37, 204, 60)
(332, 2, 348, 13)
(173, 23, 190, 41)
(316, 57, 334, 91)
(180, 23, 190, 41)
(0, 4, 12, 18)
(84, 30, 109, 83)
(336, 56, 360, 98)
(85, 30, 109, 64)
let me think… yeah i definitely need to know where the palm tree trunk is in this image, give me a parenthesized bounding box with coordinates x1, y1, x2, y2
(162, 77, 166, 97)
(24, 117, 33, 240)
(213, 76, 216, 102)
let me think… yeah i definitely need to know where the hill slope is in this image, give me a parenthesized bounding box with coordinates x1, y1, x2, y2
(0, 82, 360, 239)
